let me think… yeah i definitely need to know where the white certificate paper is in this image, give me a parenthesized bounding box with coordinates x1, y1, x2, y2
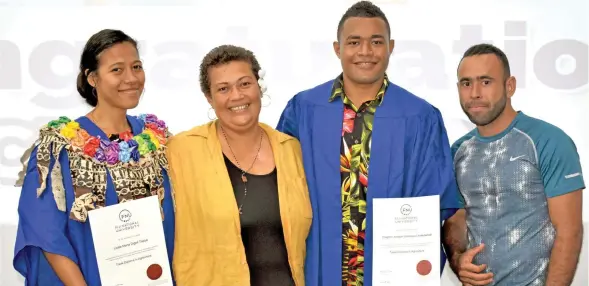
(89, 195, 173, 286)
(372, 195, 440, 286)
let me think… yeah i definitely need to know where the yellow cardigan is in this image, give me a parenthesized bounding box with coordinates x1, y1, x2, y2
(166, 121, 312, 285)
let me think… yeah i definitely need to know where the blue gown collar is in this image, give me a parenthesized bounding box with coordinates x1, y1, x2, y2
(75, 114, 144, 138)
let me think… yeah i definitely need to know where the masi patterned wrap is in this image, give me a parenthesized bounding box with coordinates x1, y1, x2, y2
(15, 114, 173, 223)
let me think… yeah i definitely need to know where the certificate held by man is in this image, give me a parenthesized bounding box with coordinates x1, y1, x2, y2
(89, 195, 173, 286)
(373, 195, 441, 285)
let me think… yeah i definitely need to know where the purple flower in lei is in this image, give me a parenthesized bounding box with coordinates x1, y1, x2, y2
(104, 141, 121, 165)
(155, 120, 166, 130)
(144, 114, 158, 124)
(127, 139, 141, 162)
(95, 149, 106, 162)
(94, 139, 109, 162)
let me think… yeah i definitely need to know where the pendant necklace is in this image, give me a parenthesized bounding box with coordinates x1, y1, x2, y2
(220, 125, 263, 215)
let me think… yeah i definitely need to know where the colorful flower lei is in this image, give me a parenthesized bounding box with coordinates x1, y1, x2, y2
(46, 114, 168, 165)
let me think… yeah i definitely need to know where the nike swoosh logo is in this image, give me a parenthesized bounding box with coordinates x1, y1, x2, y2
(510, 155, 525, 161)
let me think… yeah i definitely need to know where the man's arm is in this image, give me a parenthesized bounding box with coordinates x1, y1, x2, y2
(535, 126, 585, 285)
(443, 209, 467, 272)
(443, 209, 494, 285)
(545, 190, 583, 285)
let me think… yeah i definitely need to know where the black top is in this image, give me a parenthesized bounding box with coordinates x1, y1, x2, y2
(108, 134, 121, 141)
(223, 155, 295, 286)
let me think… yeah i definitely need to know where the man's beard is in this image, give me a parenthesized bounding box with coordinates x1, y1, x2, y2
(462, 92, 507, 127)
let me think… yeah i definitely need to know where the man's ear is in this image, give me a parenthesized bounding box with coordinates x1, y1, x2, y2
(388, 39, 395, 54)
(333, 41, 341, 59)
(506, 76, 517, 98)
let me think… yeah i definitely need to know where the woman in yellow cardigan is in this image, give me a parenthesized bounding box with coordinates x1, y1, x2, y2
(166, 44, 312, 286)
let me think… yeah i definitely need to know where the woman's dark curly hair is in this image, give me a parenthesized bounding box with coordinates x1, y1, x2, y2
(199, 45, 261, 96)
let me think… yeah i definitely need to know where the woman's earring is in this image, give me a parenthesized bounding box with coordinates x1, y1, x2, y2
(257, 71, 270, 107)
(262, 93, 272, 107)
(207, 107, 217, 120)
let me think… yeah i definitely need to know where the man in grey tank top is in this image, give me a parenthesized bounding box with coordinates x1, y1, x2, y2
(442, 43, 585, 285)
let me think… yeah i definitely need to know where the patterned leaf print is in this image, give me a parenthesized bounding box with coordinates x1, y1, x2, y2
(360, 135, 371, 173)
(349, 172, 359, 204)
(341, 176, 351, 202)
(350, 144, 362, 171)
(340, 153, 351, 173)
(363, 112, 374, 131)
(342, 200, 351, 224)
(331, 74, 388, 286)
(359, 198, 367, 216)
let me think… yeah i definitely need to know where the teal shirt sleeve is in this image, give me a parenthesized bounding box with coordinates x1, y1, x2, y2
(451, 134, 473, 208)
(535, 128, 585, 197)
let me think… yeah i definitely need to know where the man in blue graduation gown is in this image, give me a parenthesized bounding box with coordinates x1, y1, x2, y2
(276, 1, 462, 285)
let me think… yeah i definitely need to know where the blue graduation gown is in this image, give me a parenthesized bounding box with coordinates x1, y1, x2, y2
(13, 115, 176, 286)
(276, 80, 461, 286)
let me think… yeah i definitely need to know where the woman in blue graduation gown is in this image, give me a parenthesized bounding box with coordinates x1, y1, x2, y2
(12, 29, 175, 285)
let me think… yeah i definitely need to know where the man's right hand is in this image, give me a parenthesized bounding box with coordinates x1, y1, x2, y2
(453, 243, 494, 286)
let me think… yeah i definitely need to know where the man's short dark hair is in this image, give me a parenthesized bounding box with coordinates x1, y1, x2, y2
(337, 1, 391, 41)
(460, 43, 511, 80)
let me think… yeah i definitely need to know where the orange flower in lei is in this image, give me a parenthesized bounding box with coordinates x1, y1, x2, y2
(119, 131, 134, 141)
(71, 129, 91, 148)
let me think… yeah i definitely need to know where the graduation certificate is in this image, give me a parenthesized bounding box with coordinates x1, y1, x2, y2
(89, 195, 173, 286)
(372, 195, 441, 285)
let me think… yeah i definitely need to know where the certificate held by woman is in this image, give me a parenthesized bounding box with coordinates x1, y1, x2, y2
(89, 195, 173, 286)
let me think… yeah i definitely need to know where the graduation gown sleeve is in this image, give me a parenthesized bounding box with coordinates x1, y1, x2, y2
(160, 168, 176, 270)
(393, 107, 462, 278)
(276, 95, 300, 139)
(13, 146, 78, 285)
(414, 108, 462, 221)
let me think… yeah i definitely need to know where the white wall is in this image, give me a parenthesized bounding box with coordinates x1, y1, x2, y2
(0, 0, 587, 285)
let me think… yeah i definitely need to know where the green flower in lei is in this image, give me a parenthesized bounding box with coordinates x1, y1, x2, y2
(137, 133, 157, 152)
(147, 141, 157, 152)
(133, 136, 149, 155)
(139, 133, 151, 142)
(58, 116, 70, 123)
(47, 116, 71, 129)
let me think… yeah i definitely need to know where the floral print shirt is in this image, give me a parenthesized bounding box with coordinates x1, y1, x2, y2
(328, 74, 389, 286)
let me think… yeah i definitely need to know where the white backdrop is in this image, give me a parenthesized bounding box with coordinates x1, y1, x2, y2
(0, 0, 587, 285)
